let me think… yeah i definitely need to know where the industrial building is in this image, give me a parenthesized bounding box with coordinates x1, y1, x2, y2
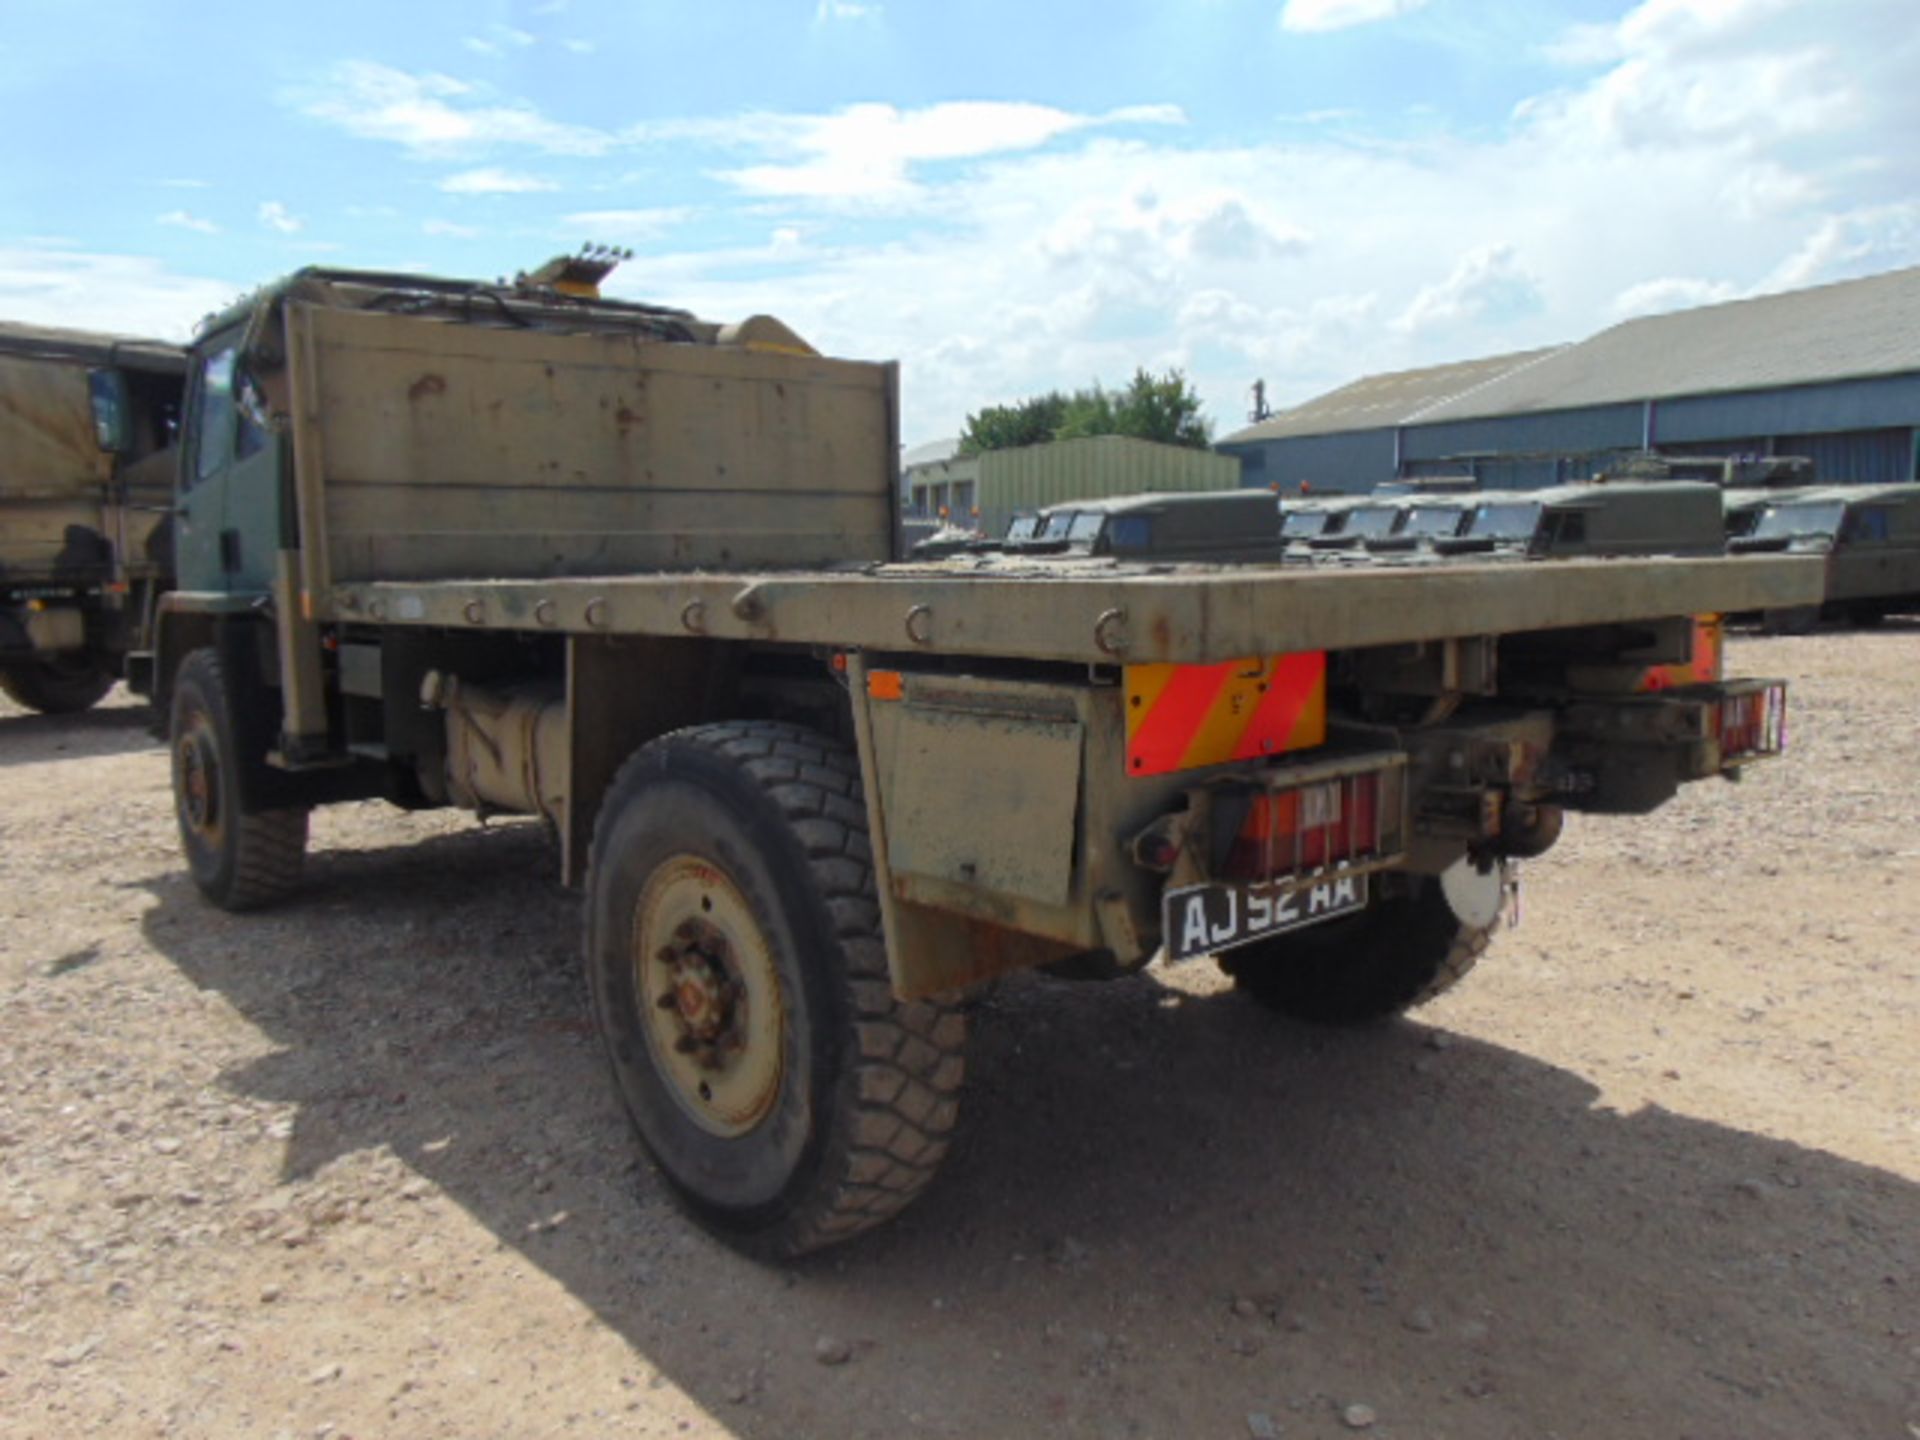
(902, 434, 1239, 538)
(1219, 264, 1920, 493)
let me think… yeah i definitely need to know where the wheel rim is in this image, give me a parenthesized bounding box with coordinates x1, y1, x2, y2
(632, 855, 785, 1138)
(176, 712, 224, 849)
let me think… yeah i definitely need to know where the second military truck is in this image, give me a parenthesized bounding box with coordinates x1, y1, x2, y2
(0, 323, 183, 712)
(147, 263, 1816, 1257)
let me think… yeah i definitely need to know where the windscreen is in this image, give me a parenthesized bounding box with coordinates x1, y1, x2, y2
(1343, 504, 1405, 539)
(1282, 509, 1328, 538)
(1067, 511, 1108, 544)
(1403, 505, 1469, 538)
(1468, 501, 1543, 541)
(1004, 514, 1039, 541)
(1750, 500, 1845, 541)
(1040, 510, 1078, 540)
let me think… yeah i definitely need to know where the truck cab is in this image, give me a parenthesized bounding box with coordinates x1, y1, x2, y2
(1434, 481, 1726, 559)
(1024, 490, 1284, 564)
(1729, 483, 1920, 624)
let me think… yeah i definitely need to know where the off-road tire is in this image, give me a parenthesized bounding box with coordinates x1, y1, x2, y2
(0, 655, 116, 715)
(1219, 882, 1493, 1025)
(169, 648, 309, 911)
(586, 720, 966, 1258)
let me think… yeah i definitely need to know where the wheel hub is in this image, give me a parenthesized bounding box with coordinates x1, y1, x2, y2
(633, 859, 784, 1138)
(177, 725, 222, 839)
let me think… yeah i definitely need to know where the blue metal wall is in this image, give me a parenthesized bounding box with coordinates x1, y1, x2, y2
(1652, 374, 1920, 443)
(1774, 428, 1915, 483)
(1221, 428, 1398, 494)
(1230, 373, 1920, 492)
(1397, 403, 1647, 464)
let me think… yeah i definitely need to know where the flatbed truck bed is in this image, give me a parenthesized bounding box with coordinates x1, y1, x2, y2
(324, 551, 1818, 662)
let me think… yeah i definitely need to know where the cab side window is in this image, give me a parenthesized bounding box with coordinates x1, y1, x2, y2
(1845, 506, 1890, 542)
(189, 345, 239, 487)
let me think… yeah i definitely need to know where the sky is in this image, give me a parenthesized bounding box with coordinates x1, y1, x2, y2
(3, 0, 1917, 447)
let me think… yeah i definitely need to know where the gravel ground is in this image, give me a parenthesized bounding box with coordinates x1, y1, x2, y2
(1, 630, 1915, 1440)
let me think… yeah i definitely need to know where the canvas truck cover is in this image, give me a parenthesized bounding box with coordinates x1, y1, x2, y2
(0, 323, 184, 578)
(275, 295, 897, 589)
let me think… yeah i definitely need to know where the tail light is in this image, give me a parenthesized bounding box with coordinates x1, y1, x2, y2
(1221, 764, 1406, 883)
(1713, 683, 1786, 763)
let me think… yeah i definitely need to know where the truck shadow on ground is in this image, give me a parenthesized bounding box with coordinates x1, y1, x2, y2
(135, 824, 1915, 1440)
(0, 692, 156, 769)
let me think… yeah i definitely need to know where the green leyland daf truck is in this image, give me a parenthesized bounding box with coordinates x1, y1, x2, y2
(142, 259, 1816, 1257)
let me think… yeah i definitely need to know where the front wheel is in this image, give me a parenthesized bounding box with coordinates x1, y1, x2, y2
(586, 720, 966, 1258)
(0, 654, 116, 714)
(1218, 880, 1494, 1025)
(170, 649, 309, 911)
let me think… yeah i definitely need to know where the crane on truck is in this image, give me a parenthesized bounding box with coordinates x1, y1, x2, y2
(142, 259, 1818, 1258)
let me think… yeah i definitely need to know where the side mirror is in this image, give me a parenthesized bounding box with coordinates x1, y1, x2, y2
(88, 368, 133, 454)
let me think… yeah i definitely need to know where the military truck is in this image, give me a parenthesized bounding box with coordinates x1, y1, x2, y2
(1306, 495, 1409, 550)
(147, 263, 1816, 1258)
(1432, 481, 1726, 559)
(1013, 490, 1285, 564)
(1729, 483, 1920, 627)
(0, 323, 184, 712)
(1359, 494, 1478, 554)
(1279, 494, 1366, 547)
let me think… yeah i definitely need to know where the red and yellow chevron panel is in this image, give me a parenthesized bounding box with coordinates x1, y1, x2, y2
(1637, 615, 1724, 693)
(1125, 652, 1327, 777)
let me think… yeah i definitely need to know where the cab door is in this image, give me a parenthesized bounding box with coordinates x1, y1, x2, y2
(176, 336, 279, 596)
(174, 341, 237, 592)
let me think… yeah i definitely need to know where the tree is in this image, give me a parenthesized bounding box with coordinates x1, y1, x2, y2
(955, 391, 1069, 455)
(957, 368, 1212, 455)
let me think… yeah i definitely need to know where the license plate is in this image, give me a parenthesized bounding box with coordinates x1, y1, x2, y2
(1162, 870, 1370, 962)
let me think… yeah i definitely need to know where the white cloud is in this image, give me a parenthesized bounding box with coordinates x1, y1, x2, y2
(1762, 203, 1920, 291)
(158, 210, 219, 235)
(297, 61, 614, 156)
(156, 178, 212, 190)
(561, 38, 596, 54)
(561, 208, 693, 241)
(0, 245, 236, 340)
(1179, 197, 1311, 263)
(439, 167, 559, 194)
(1610, 275, 1740, 320)
(464, 24, 536, 57)
(422, 219, 482, 238)
(255, 5, 1920, 446)
(1280, 0, 1428, 35)
(702, 101, 1185, 200)
(257, 201, 304, 234)
(1394, 245, 1545, 335)
(815, 0, 881, 20)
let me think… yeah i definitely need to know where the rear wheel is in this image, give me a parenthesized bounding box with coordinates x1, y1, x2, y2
(170, 649, 309, 911)
(586, 720, 966, 1258)
(1219, 880, 1494, 1025)
(0, 654, 116, 714)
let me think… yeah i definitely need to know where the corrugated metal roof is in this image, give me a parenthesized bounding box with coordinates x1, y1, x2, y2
(1220, 347, 1558, 444)
(1414, 264, 1920, 424)
(902, 436, 962, 469)
(1225, 264, 1920, 448)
